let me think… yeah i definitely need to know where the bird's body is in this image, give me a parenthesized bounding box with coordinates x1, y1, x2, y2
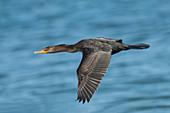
(34, 37, 150, 103)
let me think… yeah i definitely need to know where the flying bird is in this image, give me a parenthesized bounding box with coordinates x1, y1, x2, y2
(34, 37, 150, 104)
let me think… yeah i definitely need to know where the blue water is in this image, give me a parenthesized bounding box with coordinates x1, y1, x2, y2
(0, 0, 170, 113)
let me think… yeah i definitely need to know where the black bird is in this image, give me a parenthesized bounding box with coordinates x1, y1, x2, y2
(34, 37, 150, 103)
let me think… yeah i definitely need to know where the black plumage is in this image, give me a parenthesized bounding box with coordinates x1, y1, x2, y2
(34, 37, 150, 103)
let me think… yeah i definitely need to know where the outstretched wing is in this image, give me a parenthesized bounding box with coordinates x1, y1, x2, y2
(77, 49, 112, 103)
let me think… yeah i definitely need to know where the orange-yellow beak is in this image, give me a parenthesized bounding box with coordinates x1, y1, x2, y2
(34, 49, 49, 54)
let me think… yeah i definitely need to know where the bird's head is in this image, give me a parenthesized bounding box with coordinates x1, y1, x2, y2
(34, 44, 75, 54)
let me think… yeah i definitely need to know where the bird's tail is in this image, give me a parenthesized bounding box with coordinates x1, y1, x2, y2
(127, 44, 150, 49)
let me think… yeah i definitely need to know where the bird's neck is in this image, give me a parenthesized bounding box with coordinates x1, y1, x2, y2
(54, 44, 78, 53)
(66, 45, 78, 53)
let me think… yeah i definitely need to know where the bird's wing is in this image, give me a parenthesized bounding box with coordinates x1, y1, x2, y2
(77, 49, 112, 103)
(95, 37, 122, 43)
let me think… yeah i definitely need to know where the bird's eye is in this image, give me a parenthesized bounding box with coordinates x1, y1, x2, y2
(44, 47, 49, 51)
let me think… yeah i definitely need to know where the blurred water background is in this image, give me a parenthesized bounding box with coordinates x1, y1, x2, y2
(0, 0, 170, 113)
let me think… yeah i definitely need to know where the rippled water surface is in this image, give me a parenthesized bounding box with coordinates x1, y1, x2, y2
(0, 0, 170, 113)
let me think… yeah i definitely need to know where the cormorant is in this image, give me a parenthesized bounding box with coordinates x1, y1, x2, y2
(34, 37, 150, 104)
